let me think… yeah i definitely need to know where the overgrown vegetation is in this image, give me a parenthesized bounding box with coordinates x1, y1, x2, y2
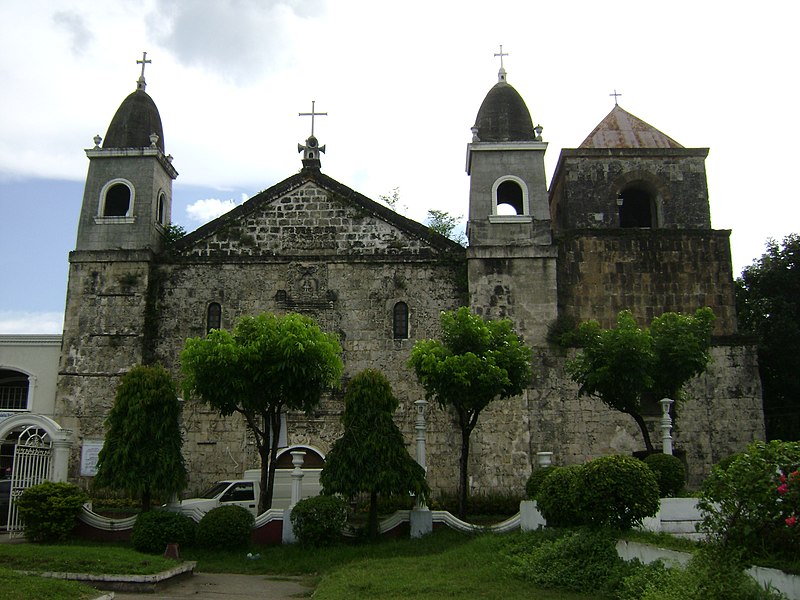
(736, 233, 800, 441)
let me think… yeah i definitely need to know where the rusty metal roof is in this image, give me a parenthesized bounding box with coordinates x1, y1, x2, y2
(579, 105, 683, 149)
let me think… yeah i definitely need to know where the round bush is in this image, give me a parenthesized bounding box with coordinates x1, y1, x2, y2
(196, 505, 254, 550)
(643, 453, 686, 497)
(290, 495, 347, 547)
(16, 481, 88, 542)
(576, 455, 660, 530)
(525, 468, 554, 500)
(535, 465, 585, 527)
(131, 510, 196, 554)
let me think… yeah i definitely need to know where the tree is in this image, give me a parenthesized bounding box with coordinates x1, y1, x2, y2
(567, 308, 715, 451)
(736, 234, 800, 440)
(180, 312, 343, 513)
(408, 307, 532, 518)
(94, 364, 187, 511)
(320, 369, 429, 538)
(426, 209, 466, 246)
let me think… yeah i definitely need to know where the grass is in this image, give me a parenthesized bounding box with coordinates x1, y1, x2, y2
(0, 540, 179, 574)
(0, 566, 100, 600)
(0, 529, 598, 600)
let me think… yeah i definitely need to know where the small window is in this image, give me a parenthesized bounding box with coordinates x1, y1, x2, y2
(157, 192, 166, 225)
(393, 302, 409, 339)
(103, 183, 132, 217)
(0, 369, 30, 411)
(206, 303, 221, 333)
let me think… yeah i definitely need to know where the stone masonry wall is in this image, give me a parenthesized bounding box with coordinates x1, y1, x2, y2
(557, 229, 738, 335)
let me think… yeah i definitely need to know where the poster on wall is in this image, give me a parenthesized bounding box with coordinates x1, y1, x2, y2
(80, 440, 104, 477)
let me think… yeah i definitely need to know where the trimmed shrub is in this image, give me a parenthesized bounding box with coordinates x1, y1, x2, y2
(16, 481, 88, 542)
(534, 465, 585, 527)
(131, 510, 196, 554)
(643, 453, 686, 497)
(196, 505, 254, 550)
(697, 440, 800, 560)
(576, 455, 660, 530)
(290, 495, 347, 547)
(525, 468, 554, 500)
(433, 491, 523, 516)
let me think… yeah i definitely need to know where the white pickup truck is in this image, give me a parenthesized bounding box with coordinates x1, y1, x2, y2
(169, 466, 322, 517)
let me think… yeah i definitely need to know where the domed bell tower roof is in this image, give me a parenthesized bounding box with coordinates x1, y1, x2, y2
(103, 52, 165, 152)
(472, 48, 536, 143)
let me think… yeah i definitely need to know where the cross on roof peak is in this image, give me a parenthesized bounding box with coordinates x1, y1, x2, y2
(610, 89, 622, 106)
(136, 51, 151, 91)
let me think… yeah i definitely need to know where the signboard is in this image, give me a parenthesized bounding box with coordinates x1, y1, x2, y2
(80, 440, 104, 477)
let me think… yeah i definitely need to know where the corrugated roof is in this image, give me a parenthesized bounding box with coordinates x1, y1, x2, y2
(579, 105, 683, 149)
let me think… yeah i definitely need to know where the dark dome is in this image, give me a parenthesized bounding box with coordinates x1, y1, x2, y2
(103, 89, 165, 152)
(473, 81, 535, 142)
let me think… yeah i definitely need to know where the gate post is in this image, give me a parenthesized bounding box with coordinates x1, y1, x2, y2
(50, 432, 73, 482)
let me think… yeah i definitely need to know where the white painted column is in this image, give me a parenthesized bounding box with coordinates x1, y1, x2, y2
(660, 398, 674, 455)
(283, 450, 306, 544)
(410, 399, 432, 538)
(50, 432, 73, 482)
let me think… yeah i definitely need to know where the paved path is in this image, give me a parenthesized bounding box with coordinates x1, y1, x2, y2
(113, 572, 312, 599)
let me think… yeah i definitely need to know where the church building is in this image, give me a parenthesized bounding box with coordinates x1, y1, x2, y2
(51, 55, 764, 497)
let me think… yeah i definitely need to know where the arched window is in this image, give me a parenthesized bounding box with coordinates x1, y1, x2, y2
(206, 303, 222, 333)
(103, 182, 132, 217)
(0, 369, 30, 411)
(393, 302, 409, 339)
(618, 185, 655, 228)
(491, 177, 529, 217)
(156, 191, 166, 225)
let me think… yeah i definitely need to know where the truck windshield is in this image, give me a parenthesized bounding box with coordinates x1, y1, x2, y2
(200, 481, 232, 499)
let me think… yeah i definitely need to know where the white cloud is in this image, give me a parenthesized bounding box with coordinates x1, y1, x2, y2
(52, 10, 93, 55)
(0, 312, 64, 335)
(185, 197, 240, 222)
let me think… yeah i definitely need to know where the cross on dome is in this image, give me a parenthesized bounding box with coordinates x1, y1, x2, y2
(495, 45, 509, 82)
(136, 51, 151, 91)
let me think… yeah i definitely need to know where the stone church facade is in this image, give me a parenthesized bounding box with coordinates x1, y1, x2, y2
(54, 62, 764, 497)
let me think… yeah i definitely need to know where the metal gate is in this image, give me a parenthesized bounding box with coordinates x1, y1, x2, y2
(6, 426, 52, 536)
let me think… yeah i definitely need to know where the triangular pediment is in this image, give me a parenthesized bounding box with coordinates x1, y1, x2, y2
(175, 170, 462, 259)
(579, 105, 684, 149)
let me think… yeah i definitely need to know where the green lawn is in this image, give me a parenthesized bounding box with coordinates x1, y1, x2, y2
(0, 530, 598, 600)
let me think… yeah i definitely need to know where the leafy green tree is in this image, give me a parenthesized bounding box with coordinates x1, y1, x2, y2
(409, 307, 532, 518)
(94, 364, 187, 511)
(181, 312, 343, 513)
(426, 209, 466, 246)
(736, 234, 800, 440)
(320, 369, 429, 539)
(568, 308, 714, 451)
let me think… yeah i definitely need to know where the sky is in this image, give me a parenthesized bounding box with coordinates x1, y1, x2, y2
(1, 0, 798, 334)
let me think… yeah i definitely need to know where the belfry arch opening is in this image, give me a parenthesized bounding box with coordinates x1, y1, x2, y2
(617, 184, 656, 228)
(103, 183, 132, 217)
(496, 180, 524, 215)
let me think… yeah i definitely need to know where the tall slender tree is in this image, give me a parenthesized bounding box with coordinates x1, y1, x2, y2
(409, 307, 532, 519)
(94, 364, 187, 511)
(320, 369, 429, 538)
(181, 312, 343, 513)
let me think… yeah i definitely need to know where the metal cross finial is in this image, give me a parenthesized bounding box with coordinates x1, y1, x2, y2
(136, 52, 151, 91)
(610, 89, 622, 106)
(494, 45, 509, 70)
(299, 100, 327, 137)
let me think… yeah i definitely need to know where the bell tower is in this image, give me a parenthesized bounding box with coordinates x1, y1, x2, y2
(465, 49, 557, 344)
(75, 52, 177, 253)
(56, 55, 178, 475)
